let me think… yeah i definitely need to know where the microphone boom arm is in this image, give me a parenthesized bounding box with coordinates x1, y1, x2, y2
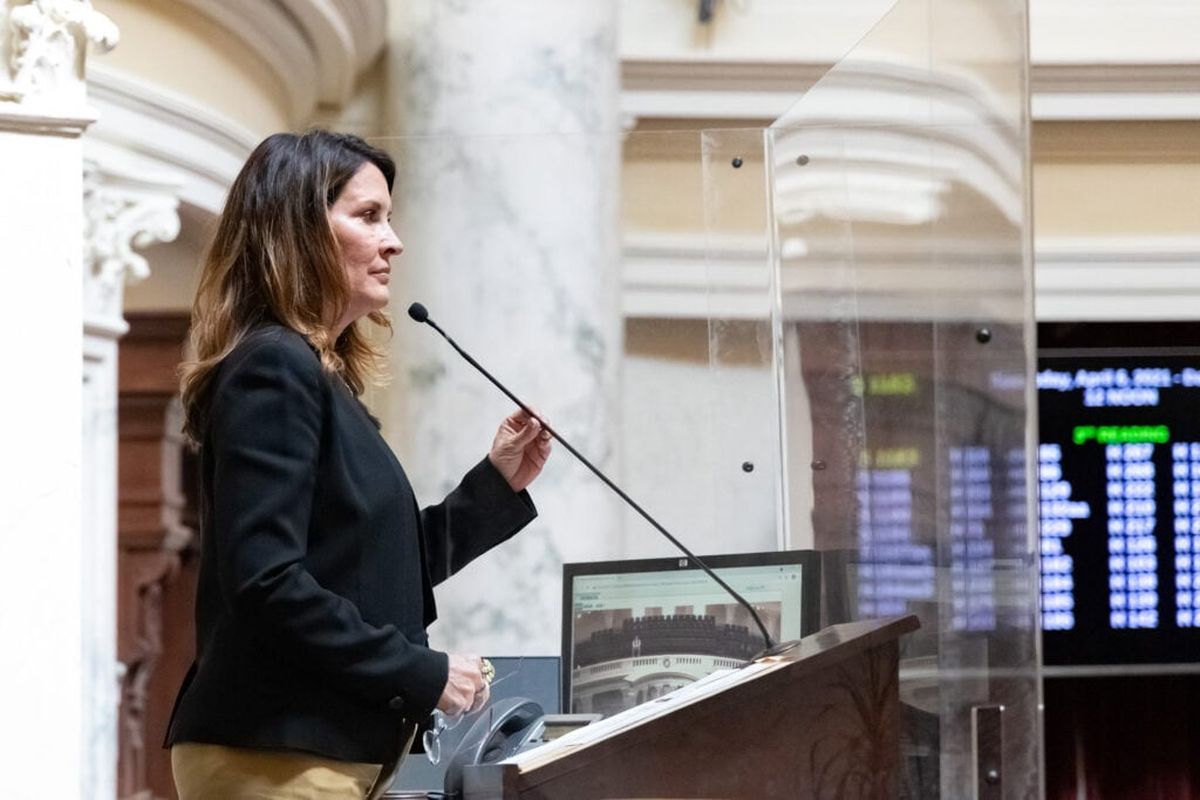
(413, 307, 778, 654)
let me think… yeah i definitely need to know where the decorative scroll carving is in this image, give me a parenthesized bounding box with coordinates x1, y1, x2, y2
(808, 643, 900, 797)
(82, 161, 181, 329)
(119, 553, 174, 800)
(1, 0, 117, 103)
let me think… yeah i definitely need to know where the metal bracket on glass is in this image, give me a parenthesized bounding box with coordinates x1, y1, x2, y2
(971, 704, 1003, 800)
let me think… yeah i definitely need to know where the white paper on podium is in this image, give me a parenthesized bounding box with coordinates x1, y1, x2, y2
(504, 658, 790, 768)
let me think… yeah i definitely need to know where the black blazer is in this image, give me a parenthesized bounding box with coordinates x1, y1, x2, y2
(164, 325, 536, 763)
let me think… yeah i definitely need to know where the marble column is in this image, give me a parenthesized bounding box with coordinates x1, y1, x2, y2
(81, 159, 179, 800)
(0, 1, 117, 798)
(385, 1, 622, 656)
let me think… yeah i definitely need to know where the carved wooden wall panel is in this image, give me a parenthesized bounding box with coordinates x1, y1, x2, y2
(117, 313, 195, 800)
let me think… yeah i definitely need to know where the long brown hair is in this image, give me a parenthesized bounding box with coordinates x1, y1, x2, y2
(180, 129, 395, 443)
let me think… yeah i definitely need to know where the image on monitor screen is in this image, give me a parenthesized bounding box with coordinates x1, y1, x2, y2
(1038, 323, 1200, 667)
(561, 550, 820, 716)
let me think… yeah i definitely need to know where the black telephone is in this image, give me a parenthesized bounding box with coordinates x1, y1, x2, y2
(442, 697, 544, 796)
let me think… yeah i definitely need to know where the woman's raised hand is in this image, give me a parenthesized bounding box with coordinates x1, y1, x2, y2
(437, 653, 491, 716)
(488, 408, 552, 493)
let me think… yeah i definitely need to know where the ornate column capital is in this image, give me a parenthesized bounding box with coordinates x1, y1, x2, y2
(0, 0, 117, 132)
(82, 160, 182, 338)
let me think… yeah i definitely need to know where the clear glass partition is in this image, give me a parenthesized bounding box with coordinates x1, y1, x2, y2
(622, 128, 782, 560)
(770, 0, 1039, 796)
(369, 0, 1039, 794)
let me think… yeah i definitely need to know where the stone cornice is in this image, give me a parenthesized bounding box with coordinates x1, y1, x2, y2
(1031, 62, 1200, 120)
(622, 58, 1200, 122)
(622, 232, 1200, 322)
(1036, 236, 1200, 320)
(0, 104, 94, 135)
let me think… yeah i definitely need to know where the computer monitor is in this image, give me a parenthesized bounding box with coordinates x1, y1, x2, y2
(1038, 322, 1200, 666)
(561, 550, 820, 716)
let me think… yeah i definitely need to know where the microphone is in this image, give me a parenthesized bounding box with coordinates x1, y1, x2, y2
(407, 302, 797, 659)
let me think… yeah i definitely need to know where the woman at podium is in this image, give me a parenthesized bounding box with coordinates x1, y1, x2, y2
(163, 129, 551, 799)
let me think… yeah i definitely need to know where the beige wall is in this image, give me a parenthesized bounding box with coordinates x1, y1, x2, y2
(1033, 121, 1200, 237)
(623, 120, 768, 234)
(623, 119, 1200, 239)
(93, 0, 291, 136)
(311, 59, 390, 138)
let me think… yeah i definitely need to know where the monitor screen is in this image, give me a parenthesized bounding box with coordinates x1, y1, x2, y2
(561, 550, 820, 716)
(1039, 323, 1200, 666)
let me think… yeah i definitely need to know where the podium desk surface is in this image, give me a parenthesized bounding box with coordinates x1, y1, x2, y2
(498, 615, 919, 777)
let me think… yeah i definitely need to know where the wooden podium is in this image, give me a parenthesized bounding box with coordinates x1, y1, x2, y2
(462, 615, 919, 799)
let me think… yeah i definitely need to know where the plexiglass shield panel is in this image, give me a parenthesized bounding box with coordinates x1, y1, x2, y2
(623, 128, 782, 561)
(368, 126, 785, 657)
(770, 0, 1040, 796)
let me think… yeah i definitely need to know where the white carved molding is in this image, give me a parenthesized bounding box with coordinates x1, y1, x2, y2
(0, 0, 116, 111)
(1036, 236, 1200, 321)
(82, 158, 182, 337)
(285, 0, 387, 105)
(1032, 63, 1200, 121)
(765, 60, 1024, 231)
(622, 59, 824, 122)
(0, 106, 91, 133)
(624, 230, 1027, 322)
(622, 59, 1200, 123)
(623, 231, 771, 320)
(621, 0, 1200, 123)
(173, 0, 386, 124)
(86, 64, 257, 215)
(623, 231, 1200, 323)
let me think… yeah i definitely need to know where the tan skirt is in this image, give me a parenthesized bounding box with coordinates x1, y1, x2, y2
(171, 742, 382, 800)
